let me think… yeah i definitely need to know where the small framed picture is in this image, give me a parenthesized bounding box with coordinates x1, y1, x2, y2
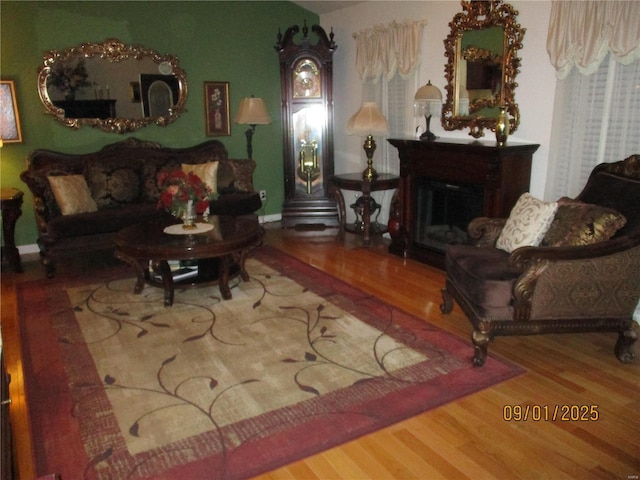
(0, 80, 23, 143)
(204, 81, 230, 136)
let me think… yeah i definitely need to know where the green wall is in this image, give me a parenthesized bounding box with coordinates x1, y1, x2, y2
(0, 1, 317, 247)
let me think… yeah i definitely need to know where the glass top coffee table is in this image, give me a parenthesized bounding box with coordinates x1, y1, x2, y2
(114, 215, 263, 306)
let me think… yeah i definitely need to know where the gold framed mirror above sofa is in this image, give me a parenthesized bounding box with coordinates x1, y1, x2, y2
(37, 38, 187, 134)
(442, 0, 525, 138)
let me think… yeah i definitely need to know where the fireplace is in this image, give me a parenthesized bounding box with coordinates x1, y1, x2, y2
(387, 138, 538, 268)
(414, 179, 484, 252)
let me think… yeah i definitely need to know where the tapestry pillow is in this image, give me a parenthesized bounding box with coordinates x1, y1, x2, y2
(541, 197, 627, 247)
(141, 160, 181, 202)
(226, 160, 254, 193)
(181, 161, 219, 194)
(496, 193, 558, 253)
(216, 161, 236, 193)
(47, 175, 98, 216)
(84, 160, 141, 209)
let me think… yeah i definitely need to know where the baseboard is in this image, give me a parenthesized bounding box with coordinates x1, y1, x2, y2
(259, 213, 282, 224)
(18, 244, 40, 255)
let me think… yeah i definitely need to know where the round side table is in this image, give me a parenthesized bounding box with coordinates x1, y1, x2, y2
(329, 173, 400, 245)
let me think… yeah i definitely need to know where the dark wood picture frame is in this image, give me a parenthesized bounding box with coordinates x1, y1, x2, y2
(204, 81, 230, 136)
(0, 80, 23, 143)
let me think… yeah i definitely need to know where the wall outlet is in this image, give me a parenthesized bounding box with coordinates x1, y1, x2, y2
(259, 190, 267, 201)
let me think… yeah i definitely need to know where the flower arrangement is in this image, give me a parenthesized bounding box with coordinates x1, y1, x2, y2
(47, 58, 92, 100)
(157, 170, 217, 221)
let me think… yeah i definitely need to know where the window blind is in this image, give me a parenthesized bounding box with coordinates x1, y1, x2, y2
(545, 55, 640, 200)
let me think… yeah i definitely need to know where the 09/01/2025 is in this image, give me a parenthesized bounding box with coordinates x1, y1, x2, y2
(502, 404, 599, 422)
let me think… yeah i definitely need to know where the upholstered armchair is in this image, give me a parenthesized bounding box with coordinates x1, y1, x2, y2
(441, 155, 640, 366)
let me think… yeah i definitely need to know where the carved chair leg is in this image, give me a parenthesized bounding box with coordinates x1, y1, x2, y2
(440, 287, 453, 314)
(614, 328, 637, 363)
(41, 255, 55, 279)
(472, 330, 490, 366)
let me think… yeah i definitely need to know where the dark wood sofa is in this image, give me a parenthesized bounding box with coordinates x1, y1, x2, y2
(441, 154, 640, 366)
(20, 138, 261, 277)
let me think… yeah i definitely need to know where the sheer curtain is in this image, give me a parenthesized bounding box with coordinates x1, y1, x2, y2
(353, 19, 426, 175)
(545, 1, 640, 200)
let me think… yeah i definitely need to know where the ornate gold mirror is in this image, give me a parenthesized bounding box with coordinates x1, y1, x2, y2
(442, 0, 525, 138)
(37, 38, 187, 133)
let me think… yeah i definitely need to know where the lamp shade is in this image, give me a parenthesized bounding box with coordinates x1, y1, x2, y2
(414, 81, 443, 119)
(234, 97, 271, 125)
(414, 80, 442, 101)
(346, 102, 389, 136)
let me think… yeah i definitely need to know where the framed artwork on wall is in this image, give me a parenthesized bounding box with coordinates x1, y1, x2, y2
(204, 81, 230, 136)
(0, 80, 23, 143)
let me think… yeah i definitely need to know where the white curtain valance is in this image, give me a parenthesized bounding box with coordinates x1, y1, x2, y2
(547, 1, 640, 79)
(353, 19, 427, 82)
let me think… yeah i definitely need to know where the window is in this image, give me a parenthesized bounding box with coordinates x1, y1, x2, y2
(354, 20, 427, 175)
(362, 74, 417, 175)
(545, 0, 640, 199)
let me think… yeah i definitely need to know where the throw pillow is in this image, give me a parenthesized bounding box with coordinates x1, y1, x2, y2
(216, 161, 236, 193)
(181, 161, 219, 193)
(47, 175, 98, 215)
(496, 193, 558, 253)
(141, 160, 181, 202)
(226, 160, 254, 193)
(84, 160, 141, 209)
(541, 197, 627, 247)
(28, 166, 80, 218)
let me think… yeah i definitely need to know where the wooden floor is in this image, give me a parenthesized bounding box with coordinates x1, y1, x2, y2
(2, 226, 639, 480)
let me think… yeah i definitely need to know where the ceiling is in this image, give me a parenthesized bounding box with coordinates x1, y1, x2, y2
(292, 1, 364, 14)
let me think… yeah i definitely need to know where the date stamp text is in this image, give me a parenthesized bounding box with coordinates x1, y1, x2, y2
(503, 404, 600, 422)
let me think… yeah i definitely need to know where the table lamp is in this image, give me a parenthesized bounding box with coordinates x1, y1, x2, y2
(346, 102, 389, 181)
(234, 96, 271, 160)
(414, 80, 442, 141)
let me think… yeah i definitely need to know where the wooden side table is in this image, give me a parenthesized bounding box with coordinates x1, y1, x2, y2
(329, 173, 400, 245)
(0, 188, 24, 273)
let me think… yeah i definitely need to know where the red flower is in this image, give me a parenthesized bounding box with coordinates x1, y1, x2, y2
(156, 169, 218, 217)
(195, 199, 210, 214)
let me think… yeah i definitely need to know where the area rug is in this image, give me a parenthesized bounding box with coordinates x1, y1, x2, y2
(18, 246, 523, 480)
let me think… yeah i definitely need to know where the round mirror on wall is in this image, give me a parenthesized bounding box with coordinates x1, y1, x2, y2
(442, 0, 525, 138)
(37, 38, 187, 134)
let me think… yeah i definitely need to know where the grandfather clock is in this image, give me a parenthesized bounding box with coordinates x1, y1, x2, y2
(276, 22, 339, 228)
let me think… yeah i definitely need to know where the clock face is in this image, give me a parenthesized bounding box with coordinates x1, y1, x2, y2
(293, 58, 321, 98)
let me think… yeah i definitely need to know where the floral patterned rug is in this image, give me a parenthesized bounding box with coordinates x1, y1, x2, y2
(18, 246, 522, 480)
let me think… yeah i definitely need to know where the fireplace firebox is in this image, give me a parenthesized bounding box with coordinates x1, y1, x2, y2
(414, 179, 484, 252)
(388, 138, 539, 268)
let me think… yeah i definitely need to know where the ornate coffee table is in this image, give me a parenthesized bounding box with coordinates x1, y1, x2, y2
(114, 215, 263, 306)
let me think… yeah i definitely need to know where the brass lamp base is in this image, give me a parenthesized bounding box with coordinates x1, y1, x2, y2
(362, 134, 379, 181)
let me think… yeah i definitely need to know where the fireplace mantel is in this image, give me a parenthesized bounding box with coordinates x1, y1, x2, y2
(387, 138, 539, 268)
